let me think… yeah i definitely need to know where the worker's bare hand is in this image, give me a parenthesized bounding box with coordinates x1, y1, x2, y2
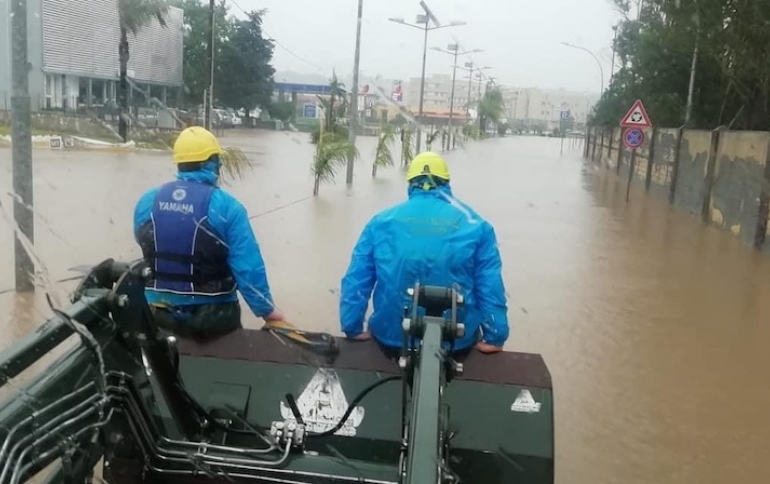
(474, 342, 503, 354)
(349, 331, 372, 341)
(263, 309, 286, 322)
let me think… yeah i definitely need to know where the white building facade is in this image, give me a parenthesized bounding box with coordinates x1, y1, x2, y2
(0, 0, 184, 112)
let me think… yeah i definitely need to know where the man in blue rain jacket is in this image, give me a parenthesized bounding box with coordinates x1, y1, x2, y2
(339, 151, 509, 354)
(134, 126, 285, 339)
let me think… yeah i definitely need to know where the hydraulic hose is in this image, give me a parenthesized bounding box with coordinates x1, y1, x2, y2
(307, 376, 401, 439)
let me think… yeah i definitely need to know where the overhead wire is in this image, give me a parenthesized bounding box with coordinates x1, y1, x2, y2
(224, 0, 330, 76)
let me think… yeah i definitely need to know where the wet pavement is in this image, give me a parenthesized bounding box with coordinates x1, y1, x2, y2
(1, 130, 769, 483)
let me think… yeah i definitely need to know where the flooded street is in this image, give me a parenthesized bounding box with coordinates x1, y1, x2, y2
(1, 131, 770, 483)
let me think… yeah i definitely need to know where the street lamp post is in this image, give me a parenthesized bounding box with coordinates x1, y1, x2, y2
(346, 0, 364, 186)
(560, 41, 605, 99)
(432, 44, 482, 150)
(610, 25, 618, 86)
(205, 0, 215, 131)
(684, 0, 700, 126)
(388, 1, 465, 153)
(457, 63, 490, 129)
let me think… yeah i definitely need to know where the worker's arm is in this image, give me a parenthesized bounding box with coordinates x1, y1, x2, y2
(132, 189, 158, 242)
(339, 221, 377, 338)
(221, 198, 277, 318)
(473, 222, 510, 348)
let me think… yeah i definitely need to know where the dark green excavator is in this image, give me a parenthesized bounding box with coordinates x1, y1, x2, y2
(0, 259, 554, 484)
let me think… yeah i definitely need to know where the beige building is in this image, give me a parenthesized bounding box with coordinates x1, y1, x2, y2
(500, 87, 598, 129)
(403, 74, 473, 116)
(401, 75, 597, 129)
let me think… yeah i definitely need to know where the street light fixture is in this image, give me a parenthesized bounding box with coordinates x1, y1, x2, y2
(560, 41, 605, 99)
(388, 1, 466, 153)
(457, 63, 490, 113)
(432, 44, 482, 150)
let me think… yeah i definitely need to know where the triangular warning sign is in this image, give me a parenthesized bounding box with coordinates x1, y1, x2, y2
(620, 99, 652, 128)
(510, 389, 542, 413)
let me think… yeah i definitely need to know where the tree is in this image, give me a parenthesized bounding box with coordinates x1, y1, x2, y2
(267, 101, 295, 122)
(478, 86, 505, 134)
(309, 74, 358, 195)
(400, 128, 414, 166)
(594, 0, 770, 131)
(312, 133, 359, 196)
(372, 123, 396, 177)
(311, 73, 348, 144)
(425, 128, 442, 150)
(179, 0, 230, 109)
(215, 10, 275, 119)
(118, 0, 169, 142)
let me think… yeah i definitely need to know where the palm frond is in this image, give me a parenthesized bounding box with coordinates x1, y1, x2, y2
(426, 128, 443, 149)
(219, 147, 254, 185)
(312, 134, 358, 184)
(451, 130, 467, 149)
(119, 0, 169, 34)
(373, 124, 396, 169)
(401, 129, 414, 165)
(462, 124, 481, 141)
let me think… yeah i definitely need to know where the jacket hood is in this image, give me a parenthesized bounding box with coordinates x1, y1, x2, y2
(407, 181, 453, 200)
(176, 159, 220, 186)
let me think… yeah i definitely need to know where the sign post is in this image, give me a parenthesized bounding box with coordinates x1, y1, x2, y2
(619, 99, 652, 203)
(559, 110, 570, 155)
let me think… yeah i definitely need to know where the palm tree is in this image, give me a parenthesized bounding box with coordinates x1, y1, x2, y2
(327, 72, 348, 128)
(425, 128, 442, 151)
(462, 124, 481, 142)
(478, 87, 505, 135)
(118, 0, 170, 142)
(312, 132, 359, 196)
(311, 73, 348, 144)
(400, 128, 414, 167)
(372, 123, 396, 177)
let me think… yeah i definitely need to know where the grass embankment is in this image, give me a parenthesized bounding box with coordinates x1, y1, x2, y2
(0, 122, 178, 150)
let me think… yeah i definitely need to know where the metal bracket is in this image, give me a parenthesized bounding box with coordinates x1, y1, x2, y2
(269, 421, 306, 451)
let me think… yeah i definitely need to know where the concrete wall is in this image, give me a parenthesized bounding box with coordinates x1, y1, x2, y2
(585, 125, 770, 252)
(649, 128, 678, 199)
(709, 131, 768, 246)
(672, 130, 712, 215)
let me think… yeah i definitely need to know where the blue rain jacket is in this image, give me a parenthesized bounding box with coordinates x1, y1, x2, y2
(133, 160, 276, 317)
(339, 183, 509, 350)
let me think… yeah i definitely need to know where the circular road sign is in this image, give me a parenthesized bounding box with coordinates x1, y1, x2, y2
(624, 128, 645, 150)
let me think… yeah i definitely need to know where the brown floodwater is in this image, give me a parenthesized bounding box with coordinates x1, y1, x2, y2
(1, 131, 769, 483)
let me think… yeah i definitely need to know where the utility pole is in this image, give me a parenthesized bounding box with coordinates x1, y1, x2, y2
(457, 63, 490, 131)
(388, 2, 465, 154)
(416, 19, 429, 153)
(684, 38, 698, 126)
(610, 25, 618, 85)
(205, 0, 215, 130)
(477, 74, 483, 131)
(346, 0, 363, 186)
(447, 48, 457, 150)
(11, 0, 35, 292)
(465, 63, 474, 116)
(432, 45, 482, 150)
(684, 0, 699, 127)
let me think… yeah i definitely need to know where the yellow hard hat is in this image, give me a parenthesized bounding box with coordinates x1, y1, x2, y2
(172, 126, 223, 164)
(406, 151, 450, 182)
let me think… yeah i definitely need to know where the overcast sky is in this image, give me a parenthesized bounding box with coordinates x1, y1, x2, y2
(229, 0, 622, 94)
